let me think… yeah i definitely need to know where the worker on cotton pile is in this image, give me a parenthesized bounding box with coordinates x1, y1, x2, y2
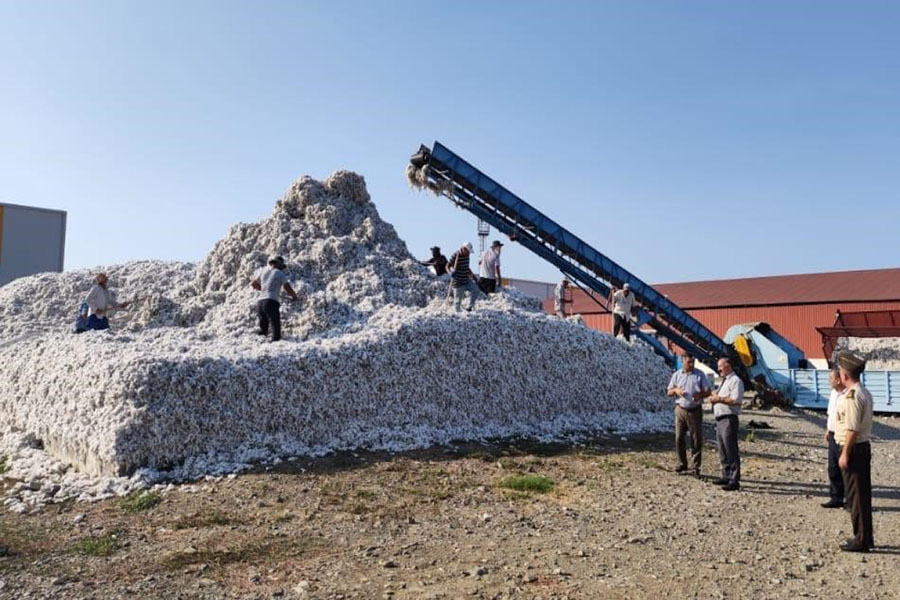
(447, 243, 480, 312)
(419, 246, 448, 276)
(251, 255, 299, 341)
(611, 283, 636, 341)
(477, 240, 503, 294)
(84, 273, 131, 330)
(554, 279, 571, 318)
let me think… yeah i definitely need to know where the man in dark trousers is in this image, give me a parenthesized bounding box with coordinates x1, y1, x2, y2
(250, 255, 299, 341)
(835, 352, 875, 552)
(822, 367, 847, 508)
(708, 357, 744, 491)
(610, 283, 636, 341)
(667, 355, 711, 477)
(477, 240, 503, 294)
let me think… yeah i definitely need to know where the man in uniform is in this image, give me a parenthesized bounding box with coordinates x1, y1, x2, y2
(822, 367, 847, 509)
(666, 355, 711, 477)
(708, 357, 744, 491)
(835, 352, 875, 552)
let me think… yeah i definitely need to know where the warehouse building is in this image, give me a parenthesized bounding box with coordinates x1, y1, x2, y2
(530, 268, 900, 365)
(0, 202, 67, 287)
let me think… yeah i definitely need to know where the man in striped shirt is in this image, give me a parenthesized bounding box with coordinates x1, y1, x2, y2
(447, 243, 480, 312)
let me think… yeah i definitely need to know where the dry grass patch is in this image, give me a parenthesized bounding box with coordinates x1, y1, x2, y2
(160, 536, 320, 571)
(172, 510, 233, 530)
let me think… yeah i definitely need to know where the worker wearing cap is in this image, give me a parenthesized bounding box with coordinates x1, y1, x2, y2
(667, 355, 711, 477)
(835, 352, 875, 552)
(447, 243, 480, 312)
(611, 283, 636, 341)
(821, 367, 847, 509)
(85, 273, 131, 330)
(420, 246, 448, 276)
(478, 240, 503, 294)
(250, 256, 299, 342)
(708, 357, 743, 491)
(554, 279, 571, 318)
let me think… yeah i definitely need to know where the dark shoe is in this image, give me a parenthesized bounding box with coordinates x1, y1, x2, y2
(721, 482, 740, 491)
(256, 329, 267, 336)
(711, 477, 729, 486)
(821, 499, 844, 509)
(674, 465, 688, 474)
(692, 469, 701, 479)
(840, 541, 871, 553)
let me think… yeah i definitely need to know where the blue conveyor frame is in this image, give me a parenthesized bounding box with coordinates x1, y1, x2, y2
(414, 141, 733, 367)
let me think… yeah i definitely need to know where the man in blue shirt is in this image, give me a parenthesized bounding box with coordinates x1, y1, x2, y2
(667, 355, 711, 477)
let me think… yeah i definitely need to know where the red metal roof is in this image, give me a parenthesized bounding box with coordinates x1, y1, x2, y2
(559, 268, 900, 314)
(655, 268, 900, 308)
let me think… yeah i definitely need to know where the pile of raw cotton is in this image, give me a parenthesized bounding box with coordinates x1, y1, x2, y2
(0, 170, 671, 511)
(834, 337, 900, 371)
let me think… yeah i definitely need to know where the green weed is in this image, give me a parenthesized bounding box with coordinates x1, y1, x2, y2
(119, 491, 162, 513)
(72, 533, 119, 556)
(497, 474, 555, 493)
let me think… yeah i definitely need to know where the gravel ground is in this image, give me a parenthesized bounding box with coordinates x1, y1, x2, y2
(1, 407, 898, 600)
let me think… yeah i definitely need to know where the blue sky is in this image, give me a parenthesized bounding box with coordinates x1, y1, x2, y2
(1, 1, 898, 285)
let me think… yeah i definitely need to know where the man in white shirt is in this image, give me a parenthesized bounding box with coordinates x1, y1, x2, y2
(822, 368, 846, 509)
(251, 256, 299, 341)
(478, 240, 503, 294)
(554, 279, 571, 318)
(84, 273, 130, 330)
(610, 283, 636, 341)
(708, 357, 744, 491)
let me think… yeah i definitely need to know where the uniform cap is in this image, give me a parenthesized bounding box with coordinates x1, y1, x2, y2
(837, 352, 866, 372)
(491, 239, 504, 248)
(623, 283, 631, 290)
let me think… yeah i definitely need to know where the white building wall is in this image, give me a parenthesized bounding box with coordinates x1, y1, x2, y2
(504, 278, 555, 300)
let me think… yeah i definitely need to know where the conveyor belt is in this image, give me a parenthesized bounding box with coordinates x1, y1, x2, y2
(411, 141, 733, 366)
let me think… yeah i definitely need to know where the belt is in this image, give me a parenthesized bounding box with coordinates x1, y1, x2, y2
(677, 405, 702, 413)
(715, 414, 738, 421)
(838, 440, 870, 448)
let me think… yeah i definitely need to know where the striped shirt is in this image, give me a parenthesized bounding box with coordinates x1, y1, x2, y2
(448, 251, 473, 287)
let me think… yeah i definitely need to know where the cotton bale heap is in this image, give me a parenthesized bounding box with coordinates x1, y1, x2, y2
(0, 170, 671, 506)
(834, 337, 900, 371)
